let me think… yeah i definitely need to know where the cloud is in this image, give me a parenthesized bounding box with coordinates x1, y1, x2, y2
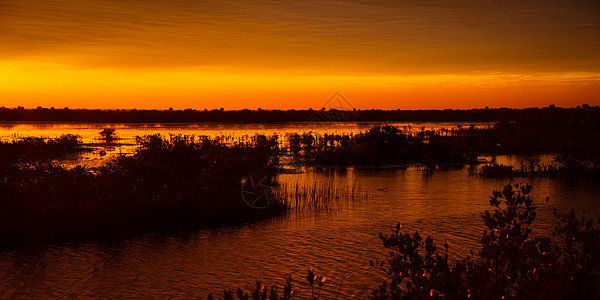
(0, 0, 599, 75)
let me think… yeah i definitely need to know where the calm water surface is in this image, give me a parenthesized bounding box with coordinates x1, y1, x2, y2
(1, 122, 599, 298)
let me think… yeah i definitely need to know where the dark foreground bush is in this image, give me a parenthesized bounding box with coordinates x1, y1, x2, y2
(371, 184, 600, 299)
(0, 134, 285, 247)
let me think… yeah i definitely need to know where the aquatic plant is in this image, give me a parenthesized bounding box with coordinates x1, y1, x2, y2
(305, 268, 327, 300)
(275, 179, 367, 211)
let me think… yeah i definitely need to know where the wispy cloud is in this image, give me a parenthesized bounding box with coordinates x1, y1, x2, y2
(1, 0, 599, 74)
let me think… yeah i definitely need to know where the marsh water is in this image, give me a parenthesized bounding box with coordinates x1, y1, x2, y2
(1, 122, 599, 298)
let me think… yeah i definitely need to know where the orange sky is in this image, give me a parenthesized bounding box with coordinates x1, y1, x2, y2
(1, 0, 599, 109)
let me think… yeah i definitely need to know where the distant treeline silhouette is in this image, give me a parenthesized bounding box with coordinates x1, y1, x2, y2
(0, 105, 599, 123)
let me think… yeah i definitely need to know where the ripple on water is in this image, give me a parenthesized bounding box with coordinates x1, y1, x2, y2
(1, 159, 600, 298)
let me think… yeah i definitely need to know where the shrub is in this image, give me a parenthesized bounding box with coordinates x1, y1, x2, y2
(0, 134, 84, 161)
(371, 184, 600, 299)
(0, 134, 285, 247)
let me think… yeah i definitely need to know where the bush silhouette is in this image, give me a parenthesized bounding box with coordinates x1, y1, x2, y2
(371, 184, 600, 299)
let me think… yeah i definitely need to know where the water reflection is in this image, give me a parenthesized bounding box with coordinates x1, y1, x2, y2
(1, 166, 598, 298)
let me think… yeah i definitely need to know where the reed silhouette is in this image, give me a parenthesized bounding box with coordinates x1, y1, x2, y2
(208, 269, 330, 300)
(277, 180, 367, 212)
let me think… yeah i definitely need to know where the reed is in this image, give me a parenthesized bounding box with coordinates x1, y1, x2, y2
(275, 179, 367, 211)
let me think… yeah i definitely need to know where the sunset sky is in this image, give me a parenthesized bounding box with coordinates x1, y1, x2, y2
(1, 0, 599, 109)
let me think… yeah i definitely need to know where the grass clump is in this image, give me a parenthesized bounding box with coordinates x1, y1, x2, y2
(276, 180, 367, 211)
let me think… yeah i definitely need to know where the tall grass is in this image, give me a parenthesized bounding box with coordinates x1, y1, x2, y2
(275, 180, 367, 211)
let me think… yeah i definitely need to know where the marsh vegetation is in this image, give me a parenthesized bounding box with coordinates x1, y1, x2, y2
(1, 112, 599, 298)
(0, 134, 286, 246)
(0, 133, 374, 247)
(285, 120, 600, 177)
(1, 116, 599, 247)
